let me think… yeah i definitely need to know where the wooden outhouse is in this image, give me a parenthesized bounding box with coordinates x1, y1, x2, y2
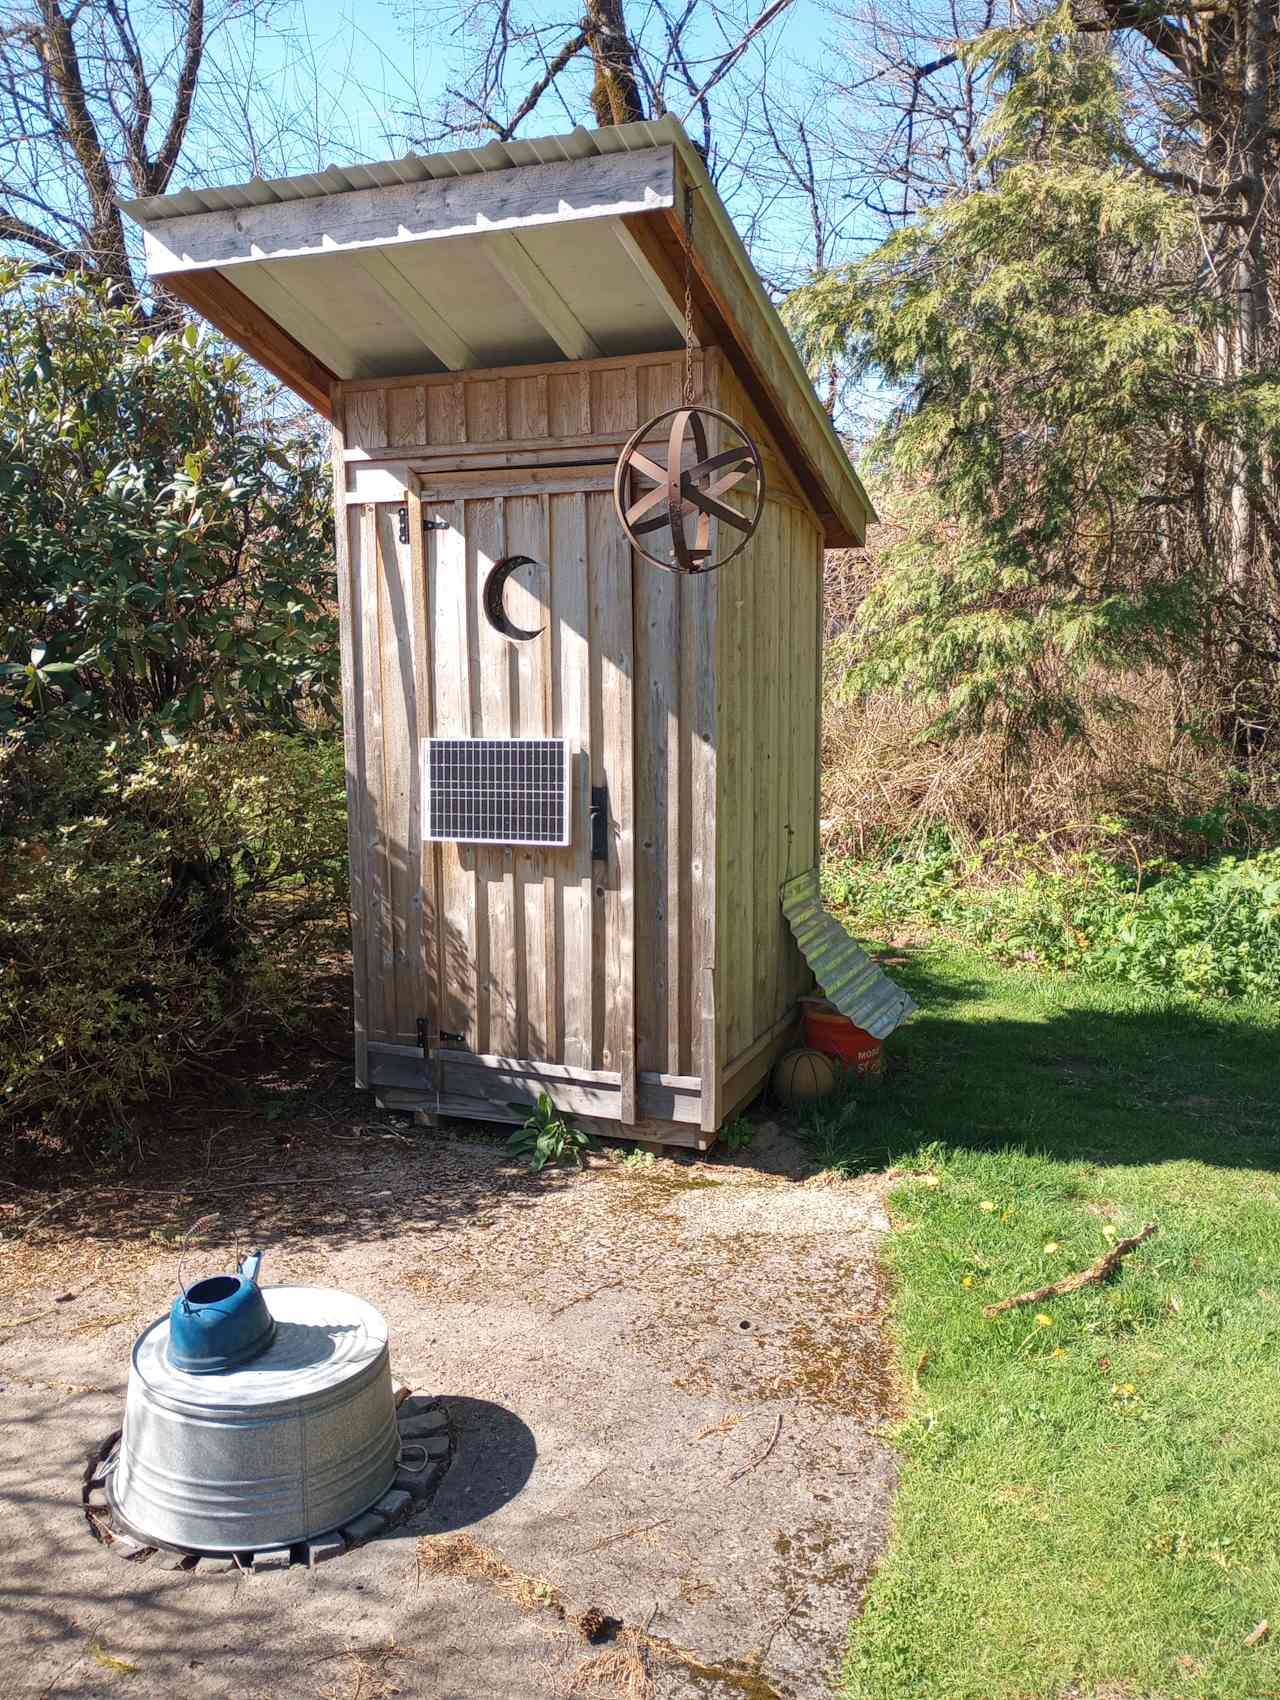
(122, 117, 879, 1149)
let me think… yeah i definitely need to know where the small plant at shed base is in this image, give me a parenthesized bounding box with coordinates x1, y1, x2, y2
(508, 1093, 592, 1171)
(720, 1117, 756, 1153)
(621, 1147, 656, 1171)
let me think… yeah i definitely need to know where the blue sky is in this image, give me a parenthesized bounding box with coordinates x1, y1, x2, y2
(190, 1, 887, 428)
(199, 0, 871, 317)
(214, 0, 841, 182)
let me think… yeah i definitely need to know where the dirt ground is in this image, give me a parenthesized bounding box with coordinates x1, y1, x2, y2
(0, 1105, 897, 1700)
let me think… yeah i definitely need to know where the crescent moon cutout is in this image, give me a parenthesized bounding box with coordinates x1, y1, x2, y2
(483, 555, 546, 642)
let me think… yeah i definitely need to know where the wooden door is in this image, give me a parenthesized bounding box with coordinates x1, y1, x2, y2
(417, 470, 636, 1117)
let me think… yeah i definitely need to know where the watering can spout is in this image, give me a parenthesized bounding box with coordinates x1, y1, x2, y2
(239, 1249, 264, 1285)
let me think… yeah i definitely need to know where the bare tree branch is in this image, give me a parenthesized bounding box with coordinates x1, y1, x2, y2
(498, 24, 590, 139)
(0, 204, 79, 269)
(679, 0, 797, 119)
(150, 0, 205, 193)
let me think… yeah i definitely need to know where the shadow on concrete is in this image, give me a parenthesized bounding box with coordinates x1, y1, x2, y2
(3, 1395, 572, 1700)
(416, 1395, 538, 1536)
(4, 1110, 590, 1267)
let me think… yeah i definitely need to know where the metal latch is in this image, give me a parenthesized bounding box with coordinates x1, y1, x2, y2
(590, 786, 609, 863)
(419, 1017, 464, 1050)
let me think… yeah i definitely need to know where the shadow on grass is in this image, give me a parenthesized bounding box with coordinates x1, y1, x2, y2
(796, 943, 1280, 1176)
(8, 942, 1277, 1265)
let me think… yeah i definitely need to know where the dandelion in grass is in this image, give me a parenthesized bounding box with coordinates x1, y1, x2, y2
(1035, 1313, 1053, 1328)
(1044, 1241, 1061, 1254)
(923, 1175, 941, 1190)
(979, 1200, 996, 1213)
(1051, 1347, 1066, 1359)
(1102, 1224, 1117, 1240)
(962, 1275, 974, 1289)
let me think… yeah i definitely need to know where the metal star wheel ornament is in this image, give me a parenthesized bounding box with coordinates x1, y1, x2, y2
(613, 406, 765, 574)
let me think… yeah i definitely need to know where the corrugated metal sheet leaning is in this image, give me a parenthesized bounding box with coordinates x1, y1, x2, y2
(781, 868, 918, 1041)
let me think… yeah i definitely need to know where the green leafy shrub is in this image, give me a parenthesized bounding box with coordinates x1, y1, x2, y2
(824, 837, 1280, 1001)
(0, 731, 347, 1170)
(0, 264, 337, 742)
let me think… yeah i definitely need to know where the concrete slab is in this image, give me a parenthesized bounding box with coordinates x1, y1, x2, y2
(0, 1130, 896, 1698)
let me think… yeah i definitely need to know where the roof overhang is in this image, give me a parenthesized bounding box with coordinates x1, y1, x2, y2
(121, 118, 870, 545)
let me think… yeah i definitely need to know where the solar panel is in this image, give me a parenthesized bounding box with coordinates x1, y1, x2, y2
(423, 737, 571, 846)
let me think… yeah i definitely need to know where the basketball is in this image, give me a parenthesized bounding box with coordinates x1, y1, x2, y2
(772, 1047, 837, 1105)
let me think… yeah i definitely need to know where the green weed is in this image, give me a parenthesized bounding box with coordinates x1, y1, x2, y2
(507, 1092, 592, 1172)
(824, 833, 1280, 1001)
(720, 1117, 756, 1153)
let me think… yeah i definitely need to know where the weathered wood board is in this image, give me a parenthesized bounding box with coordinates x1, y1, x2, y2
(334, 347, 823, 1143)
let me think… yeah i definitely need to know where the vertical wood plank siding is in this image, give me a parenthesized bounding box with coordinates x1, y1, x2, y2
(336, 353, 722, 1103)
(329, 407, 370, 1086)
(715, 363, 823, 1071)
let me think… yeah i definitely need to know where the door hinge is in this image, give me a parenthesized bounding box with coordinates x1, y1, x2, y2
(398, 507, 450, 544)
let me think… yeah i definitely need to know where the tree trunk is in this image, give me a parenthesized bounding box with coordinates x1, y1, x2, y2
(36, 0, 135, 300)
(584, 0, 645, 126)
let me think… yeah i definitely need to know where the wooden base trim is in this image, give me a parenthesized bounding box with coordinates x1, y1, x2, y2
(442, 1051, 622, 1085)
(720, 1008, 801, 1120)
(376, 1090, 712, 1151)
(374, 1050, 703, 1126)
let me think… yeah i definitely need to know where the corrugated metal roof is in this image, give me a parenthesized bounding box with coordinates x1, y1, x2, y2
(782, 869, 918, 1041)
(119, 116, 872, 538)
(119, 120, 679, 224)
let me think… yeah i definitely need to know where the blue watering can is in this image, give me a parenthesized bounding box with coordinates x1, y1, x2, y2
(167, 1243, 276, 1375)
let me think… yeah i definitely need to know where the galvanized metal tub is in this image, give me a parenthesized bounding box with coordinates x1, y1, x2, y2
(106, 1285, 399, 1552)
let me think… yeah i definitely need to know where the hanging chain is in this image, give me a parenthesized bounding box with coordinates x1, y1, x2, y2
(682, 185, 697, 406)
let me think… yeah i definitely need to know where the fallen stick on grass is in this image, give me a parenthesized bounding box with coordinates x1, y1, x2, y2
(983, 1223, 1159, 1318)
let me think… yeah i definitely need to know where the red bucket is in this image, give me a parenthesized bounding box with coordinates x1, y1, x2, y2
(800, 997, 884, 1077)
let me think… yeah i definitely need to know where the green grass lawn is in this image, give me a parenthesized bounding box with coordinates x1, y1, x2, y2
(808, 942, 1280, 1700)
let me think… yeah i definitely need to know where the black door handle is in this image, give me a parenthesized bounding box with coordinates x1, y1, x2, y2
(589, 786, 609, 863)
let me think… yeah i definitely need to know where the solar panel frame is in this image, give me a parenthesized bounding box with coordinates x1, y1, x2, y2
(422, 736, 572, 847)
